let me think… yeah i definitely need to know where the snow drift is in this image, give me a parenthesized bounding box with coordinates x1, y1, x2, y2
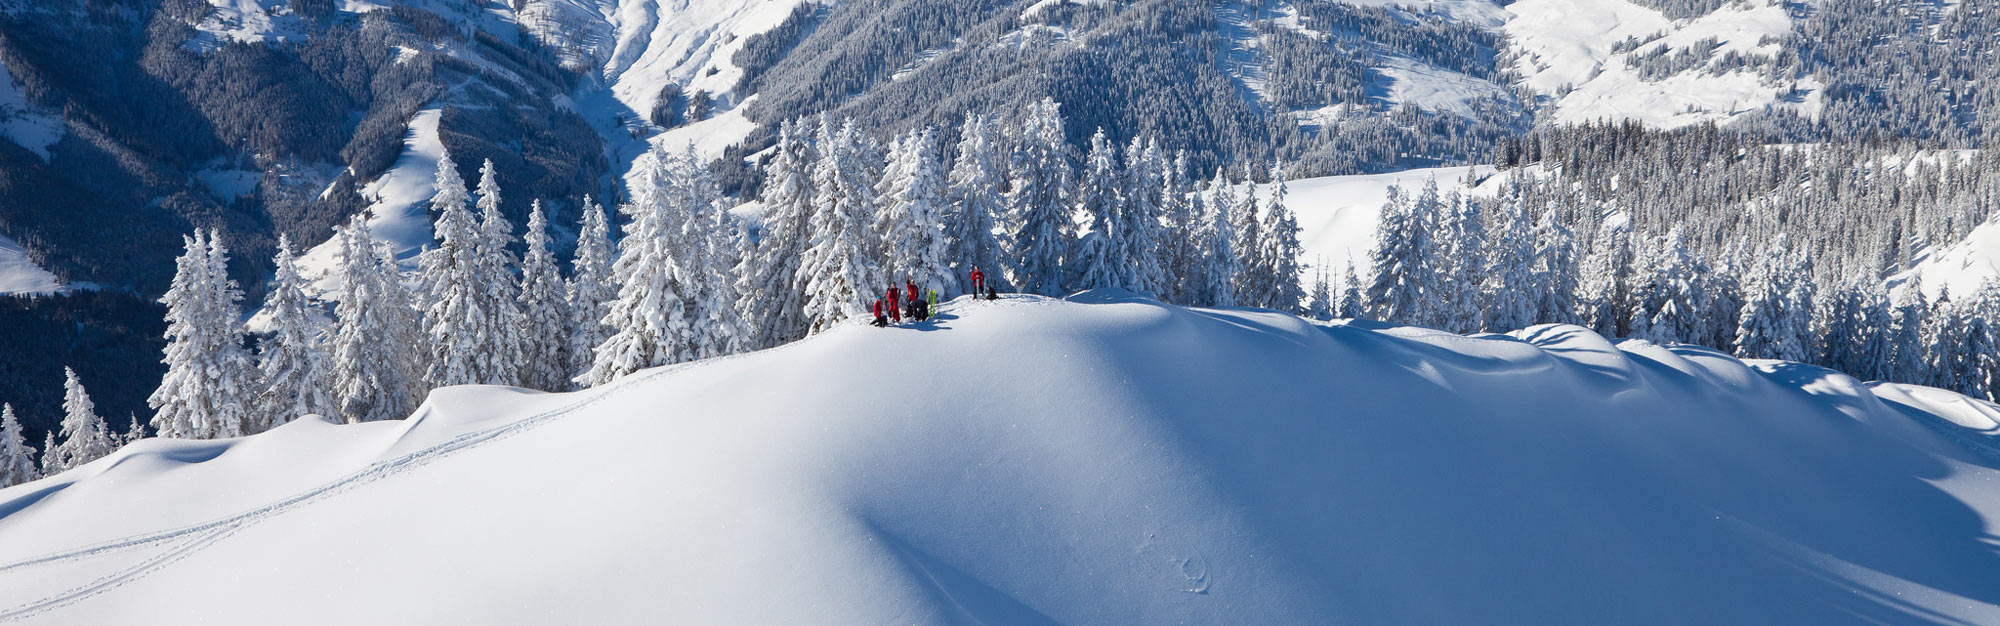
(3, 293, 2000, 624)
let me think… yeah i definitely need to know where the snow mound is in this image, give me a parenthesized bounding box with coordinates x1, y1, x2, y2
(5, 296, 2000, 624)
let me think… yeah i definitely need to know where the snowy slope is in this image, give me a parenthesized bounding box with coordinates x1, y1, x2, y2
(295, 108, 443, 294)
(1504, 0, 1818, 128)
(1265, 165, 1499, 274)
(1891, 219, 2000, 300)
(6, 293, 2000, 624)
(0, 233, 61, 295)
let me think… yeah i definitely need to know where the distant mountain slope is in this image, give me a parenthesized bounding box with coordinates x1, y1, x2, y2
(3, 294, 1999, 624)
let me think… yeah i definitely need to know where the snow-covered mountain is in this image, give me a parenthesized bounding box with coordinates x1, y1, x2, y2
(4, 294, 2000, 624)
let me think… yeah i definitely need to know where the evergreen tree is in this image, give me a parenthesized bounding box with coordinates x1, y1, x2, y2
(674, 146, 751, 359)
(1006, 98, 1073, 296)
(1854, 284, 1898, 382)
(0, 404, 39, 487)
(580, 150, 695, 386)
(799, 121, 889, 334)
(1813, 282, 1866, 373)
(1483, 191, 1539, 332)
(1639, 228, 1705, 344)
(1259, 163, 1306, 314)
(876, 126, 955, 296)
(473, 159, 527, 385)
(1198, 177, 1239, 307)
(1579, 217, 1636, 338)
(1068, 128, 1125, 292)
(49, 368, 114, 472)
(1366, 183, 1440, 325)
(740, 119, 817, 348)
(1230, 167, 1269, 308)
(946, 114, 1009, 296)
(1970, 281, 2000, 400)
(420, 155, 498, 389)
(1159, 150, 1202, 304)
(517, 201, 572, 391)
(1438, 191, 1484, 332)
(37, 431, 54, 478)
(1926, 287, 1961, 390)
(331, 215, 422, 423)
(1118, 135, 1170, 298)
(149, 231, 255, 439)
(1734, 235, 1808, 362)
(255, 235, 330, 431)
(1338, 259, 1365, 319)
(123, 414, 147, 445)
(1531, 207, 1581, 326)
(1306, 264, 1333, 320)
(568, 196, 616, 387)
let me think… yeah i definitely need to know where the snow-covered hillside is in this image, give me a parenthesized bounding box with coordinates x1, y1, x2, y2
(4, 293, 1999, 624)
(1268, 165, 1500, 273)
(0, 233, 61, 295)
(1504, 0, 1818, 128)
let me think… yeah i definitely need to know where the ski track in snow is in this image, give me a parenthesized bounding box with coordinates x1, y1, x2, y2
(0, 350, 758, 621)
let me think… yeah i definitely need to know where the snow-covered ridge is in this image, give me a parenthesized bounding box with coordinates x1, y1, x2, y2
(4, 294, 1998, 624)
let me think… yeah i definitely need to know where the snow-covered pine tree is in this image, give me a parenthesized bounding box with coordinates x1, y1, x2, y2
(739, 119, 818, 349)
(1198, 176, 1239, 307)
(473, 159, 527, 385)
(255, 234, 330, 430)
(49, 368, 113, 472)
(123, 414, 146, 445)
(1230, 167, 1269, 308)
(420, 154, 496, 389)
(1306, 263, 1333, 320)
(798, 120, 889, 334)
(579, 150, 694, 387)
(1813, 282, 1865, 374)
(1531, 206, 1581, 326)
(1338, 259, 1365, 319)
(1483, 190, 1539, 332)
(517, 200, 572, 391)
(1005, 98, 1073, 296)
(1734, 234, 1808, 362)
(1854, 284, 1898, 382)
(1925, 286, 1961, 390)
(0, 404, 39, 487)
(1437, 191, 1486, 333)
(1118, 135, 1170, 298)
(38, 431, 54, 477)
(946, 114, 1009, 296)
(1366, 184, 1439, 326)
(673, 145, 750, 359)
(1968, 281, 2000, 400)
(149, 230, 255, 439)
(1259, 163, 1306, 314)
(568, 195, 616, 387)
(331, 215, 422, 423)
(876, 126, 956, 296)
(1068, 128, 1124, 292)
(1578, 216, 1636, 338)
(1160, 150, 1201, 304)
(1640, 228, 1705, 345)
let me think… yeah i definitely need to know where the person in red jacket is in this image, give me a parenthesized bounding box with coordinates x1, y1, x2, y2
(970, 266, 986, 297)
(886, 285, 902, 323)
(871, 298, 888, 327)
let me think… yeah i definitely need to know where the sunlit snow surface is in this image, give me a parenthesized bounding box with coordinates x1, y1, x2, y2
(0, 233, 61, 295)
(4, 293, 2000, 624)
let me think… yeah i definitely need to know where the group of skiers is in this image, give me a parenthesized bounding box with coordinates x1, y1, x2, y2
(870, 266, 999, 328)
